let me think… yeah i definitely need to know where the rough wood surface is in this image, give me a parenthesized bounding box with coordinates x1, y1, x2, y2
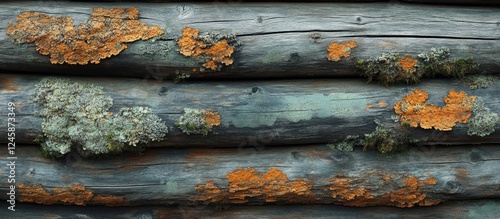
(1, 200, 499, 219)
(400, 0, 500, 6)
(0, 1, 498, 79)
(1, 74, 499, 147)
(0, 144, 499, 206)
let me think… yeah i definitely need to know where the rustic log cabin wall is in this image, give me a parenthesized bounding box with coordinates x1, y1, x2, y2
(1, 0, 499, 218)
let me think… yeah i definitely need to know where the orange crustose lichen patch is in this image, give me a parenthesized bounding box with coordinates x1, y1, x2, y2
(18, 183, 127, 206)
(7, 8, 164, 64)
(389, 177, 437, 207)
(399, 55, 418, 77)
(326, 40, 357, 62)
(329, 175, 374, 202)
(194, 168, 316, 203)
(329, 175, 439, 207)
(177, 27, 235, 71)
(204, 109, 221, 127)
(394, 89, 475, 131)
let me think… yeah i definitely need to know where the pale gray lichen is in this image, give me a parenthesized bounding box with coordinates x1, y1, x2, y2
(417, 47, 450, 63)
(197, 32, 242, 51)
(417, 47, 478, 78)
(364, 120, 410, 154)
(327, 135, 362, 152)
(34, 77, 168, 157)
(358, 52, 420, 86)
(467, 98, 499, 137)
(463, 74, 499, 90)
(173, 71, 191, 83)
(175, 108, 212, 135)
(358, 47, 479, 86)
(139, 34, 173, 59)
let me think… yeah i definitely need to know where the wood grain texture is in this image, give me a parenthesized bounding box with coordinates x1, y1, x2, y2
(1, 74, 499, 147)
(0, 1, 498, 79)
(1, 200, 499, 219)
(0, 144, 498, 206)
(400, 0, 500, 6)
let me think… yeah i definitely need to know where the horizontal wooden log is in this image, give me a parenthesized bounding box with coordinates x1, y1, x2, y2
(401, 0, 500, 6)
(1, 144, 499, 206)
(1, 73, 499, 147)
(0, 2, 499, 79)
(2, 200, 500, 218)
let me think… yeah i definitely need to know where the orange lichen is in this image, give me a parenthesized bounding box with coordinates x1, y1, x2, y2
(177, 27, 235, 71)
(377, 100, 388, 107)
(204, 109, 221, 127)
(366, 100, 388, 110)
(7, 8, 163, 64)
(388, 177, 437, 208)
(17, 183, 127, 206)
(329, 175, 439, 208)
(399, 55, 417, 69)
(399, 55, 418, 78)
(326, 40, 357, 62)
(394, 89, 475, 131)
(329, 175, 374, 202)
(194, 168, 316, 204)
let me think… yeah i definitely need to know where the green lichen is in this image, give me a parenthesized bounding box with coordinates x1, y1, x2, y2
(418, 49, 478, 78)
(175, 108, 212, 135)
(358, 52, 421, 86)
(364, 121, 409, 154)
(215, 204, 231, 212)
(327, 135, 362, 152)
(463, 74, 499, 90)
(34, 78, 168, 158)
(358, 47, 479, 86)
(467, 98, 499, 137)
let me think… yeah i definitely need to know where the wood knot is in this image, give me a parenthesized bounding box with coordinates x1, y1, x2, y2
(330, 151, 352, 165)
(469, 151, 483, 164)
(444, 181, 462, 194)
(256, 16, 264, 23)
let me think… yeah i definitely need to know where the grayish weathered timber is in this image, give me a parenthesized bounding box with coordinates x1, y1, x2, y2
(1, 73, 499, 147)
(401, 0, 500, 5)
(0, 144, 499, 206)
(0, 1, 498, 79)
(1, 200, 499, 219)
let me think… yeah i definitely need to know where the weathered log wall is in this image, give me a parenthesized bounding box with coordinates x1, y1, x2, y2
(1, 0, 499, 217)
(1, 74, 499, 147)
(0, 1, 498, 79)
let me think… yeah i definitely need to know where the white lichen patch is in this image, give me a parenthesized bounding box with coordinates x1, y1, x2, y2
(34, 78, 169, 157)
(175, 108, 219, 135)
(468, 97, 499, 137)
